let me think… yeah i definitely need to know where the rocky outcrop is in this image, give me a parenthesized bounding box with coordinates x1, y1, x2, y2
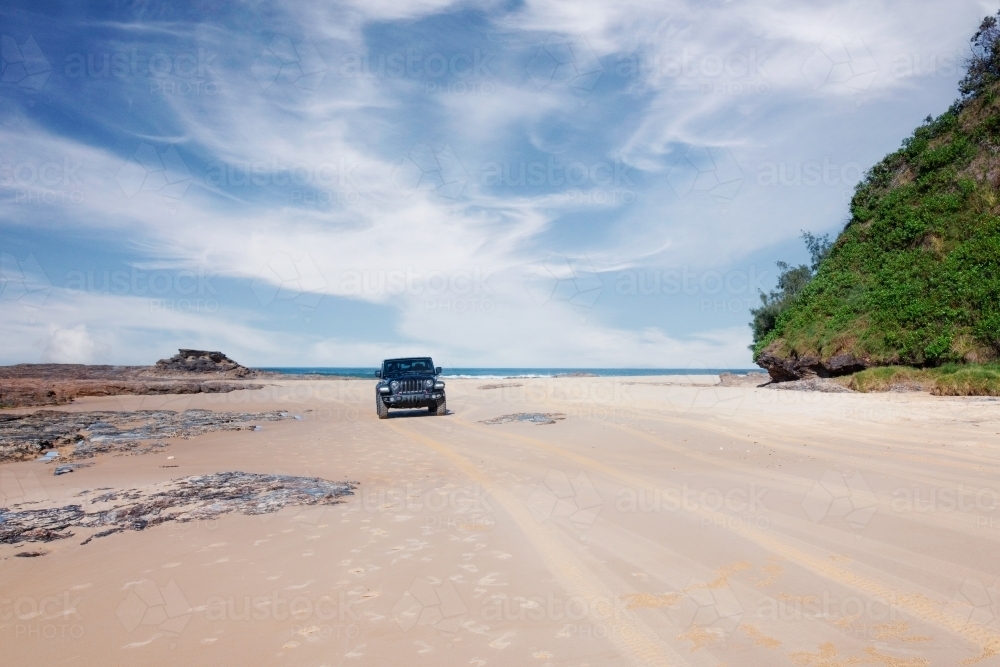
(717, 372, 770, 387)
(152, 349, 260, 378)
(0, 473, 355, 545)
(0, 351, 274, 408)
(0, 409, 288, 463)
(765, 377, 855, 392)
(756, 348, 869, 382)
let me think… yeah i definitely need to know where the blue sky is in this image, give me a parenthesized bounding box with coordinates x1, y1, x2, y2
(0, 0, 990, 367)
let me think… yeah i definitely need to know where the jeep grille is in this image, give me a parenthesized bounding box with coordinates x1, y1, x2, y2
(398, 378, 423, 393)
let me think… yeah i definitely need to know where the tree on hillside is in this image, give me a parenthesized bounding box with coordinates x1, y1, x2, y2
(960, 11, 1000, 99)
(748, 231, 832, 349)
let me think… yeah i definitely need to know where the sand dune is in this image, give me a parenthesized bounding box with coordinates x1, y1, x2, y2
(2, 376, 999, 665)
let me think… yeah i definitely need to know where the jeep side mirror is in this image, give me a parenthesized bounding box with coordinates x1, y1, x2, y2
(374, 370, 381, 378)
(435, 367, 442, 375)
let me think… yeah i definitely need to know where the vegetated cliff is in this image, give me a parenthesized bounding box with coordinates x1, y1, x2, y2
(755, 32, 1000, 380)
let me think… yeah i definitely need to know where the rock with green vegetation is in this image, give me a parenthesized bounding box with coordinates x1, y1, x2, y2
(754, 11, 1000, 381)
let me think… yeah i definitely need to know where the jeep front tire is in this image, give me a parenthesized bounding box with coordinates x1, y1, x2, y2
(376, 394, 389, 419)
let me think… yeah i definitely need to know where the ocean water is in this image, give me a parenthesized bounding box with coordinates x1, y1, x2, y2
(261, 367, 759, 379)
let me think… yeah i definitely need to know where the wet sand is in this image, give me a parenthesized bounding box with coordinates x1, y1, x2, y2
(2, 376, 999, 666)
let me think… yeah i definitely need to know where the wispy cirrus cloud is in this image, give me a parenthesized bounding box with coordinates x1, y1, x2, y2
(0, 0, 984, 365)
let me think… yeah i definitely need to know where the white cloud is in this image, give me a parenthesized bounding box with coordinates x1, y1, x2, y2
(43, 325, 100, 363)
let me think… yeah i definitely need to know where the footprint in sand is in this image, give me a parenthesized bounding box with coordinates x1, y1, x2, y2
(778, 593, 819, 604)
(686, 561, 751, 591)
(740, 624, 781, 648)
(676, 623, 721, 652)
(868, 621, 932, 642)
(344, 643, 366, 658)
(489, 631, 515, 649)
(415, 640, 434, 654)
(751, 563, 783, 588)
(477, 572, 505, 586)
(122, 634, 163, 649)
(620, 593, 681, 609)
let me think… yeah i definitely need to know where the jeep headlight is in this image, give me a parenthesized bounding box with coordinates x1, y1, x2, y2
(390, 380, 400, 392)
(424, 379, 434, 389)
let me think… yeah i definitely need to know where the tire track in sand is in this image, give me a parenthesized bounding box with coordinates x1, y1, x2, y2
(450, 418, 1000, 658)
(386, 420, 691, 667)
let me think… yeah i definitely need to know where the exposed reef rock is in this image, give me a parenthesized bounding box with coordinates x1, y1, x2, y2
(717, 372, 770, 387)
(0, 473, 356, 545)
(0, 409, 287, 463)
(480, 413, 566, 425)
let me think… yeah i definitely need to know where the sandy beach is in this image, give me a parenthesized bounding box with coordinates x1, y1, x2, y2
(3, 376, 999, 666)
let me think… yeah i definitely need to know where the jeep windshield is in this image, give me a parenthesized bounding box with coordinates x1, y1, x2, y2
(383, 358, 434, 375)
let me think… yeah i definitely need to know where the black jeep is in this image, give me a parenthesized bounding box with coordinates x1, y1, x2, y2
(375, 357, 446, 419)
